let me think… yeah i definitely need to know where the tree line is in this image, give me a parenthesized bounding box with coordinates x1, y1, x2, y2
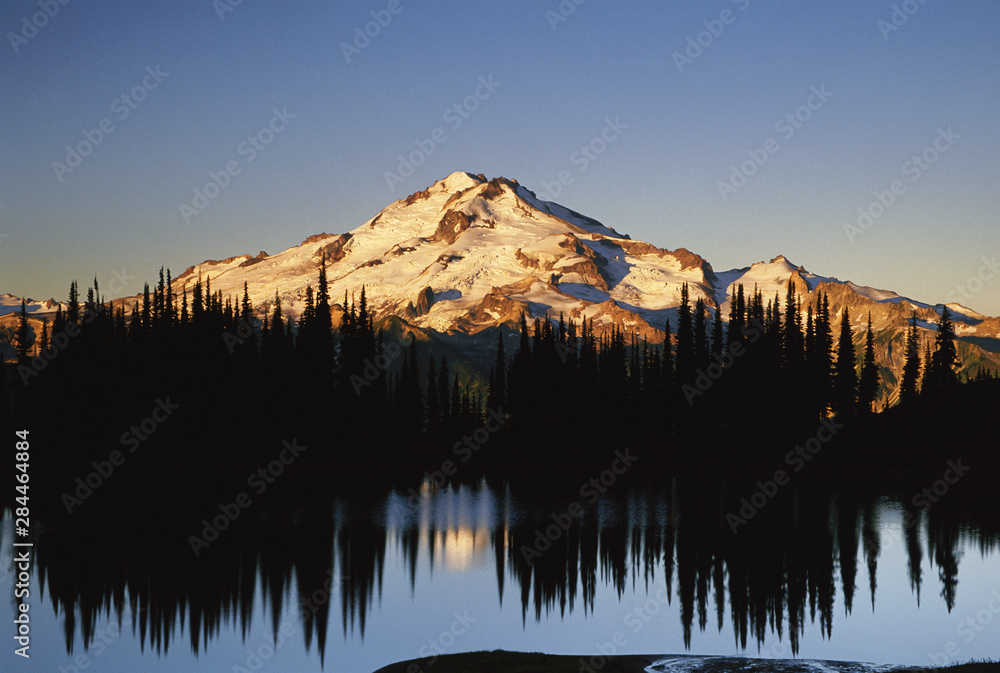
(3, 263, 994, 492)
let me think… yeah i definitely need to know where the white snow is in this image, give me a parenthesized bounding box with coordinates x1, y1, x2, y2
(6, 174, 997, 348)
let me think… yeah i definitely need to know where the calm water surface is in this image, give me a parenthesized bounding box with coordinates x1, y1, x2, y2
(2, 474, 998, 672)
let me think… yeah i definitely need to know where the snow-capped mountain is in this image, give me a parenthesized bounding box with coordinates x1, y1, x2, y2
(5, 172, 999, 403)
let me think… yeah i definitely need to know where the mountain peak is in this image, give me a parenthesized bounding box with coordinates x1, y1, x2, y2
(440, 171, 487, 192)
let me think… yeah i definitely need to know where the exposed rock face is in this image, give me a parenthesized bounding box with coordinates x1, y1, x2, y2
(239, 251, 269, 268)
(302, 233, 336, 245)
(431, 210, 478, 245)
(574, 299, 665, 344)
(456, 290, 533, 333)
(316, 233, 352, 263)
(515, 234, 612, 291)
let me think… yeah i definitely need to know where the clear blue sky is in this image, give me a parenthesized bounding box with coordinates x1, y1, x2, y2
(2, 0, 999, 314)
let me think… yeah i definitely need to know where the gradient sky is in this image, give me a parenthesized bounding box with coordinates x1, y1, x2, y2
(2, 1, 999, 314)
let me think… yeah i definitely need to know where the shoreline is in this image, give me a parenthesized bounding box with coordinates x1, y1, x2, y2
(372, 650, 1000, 673)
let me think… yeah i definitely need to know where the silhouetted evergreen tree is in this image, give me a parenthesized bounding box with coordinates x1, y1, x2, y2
(711, 305, 723, 358)
(727, 284, 746, 351)
(809, 293, 834, 415)
(39, 317, 49, 353)
(676, 283, 694, 386)
(693, 297, 708, 370)
(783, 282, 804, 372)
(927, 306, 958, 394)
(858, 312, 880, 414)
(833, 307, 857, 417)
(268, 292, 284, 358)
(899, 313, 921, 406)
(14, 299, 33, 363)
(67, 280, 80, 324)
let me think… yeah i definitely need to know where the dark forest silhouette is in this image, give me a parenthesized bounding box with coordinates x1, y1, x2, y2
(3, 262, 997, 503)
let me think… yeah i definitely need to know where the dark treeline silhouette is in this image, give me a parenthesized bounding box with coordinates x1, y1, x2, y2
(27, 477, 1000, 661)
(3, 267, 999, 504)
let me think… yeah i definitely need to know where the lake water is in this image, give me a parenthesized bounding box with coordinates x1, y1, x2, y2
(3, 473, 998, 672)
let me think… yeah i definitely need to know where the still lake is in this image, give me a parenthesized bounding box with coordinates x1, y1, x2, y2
(3, 472, 998, 672)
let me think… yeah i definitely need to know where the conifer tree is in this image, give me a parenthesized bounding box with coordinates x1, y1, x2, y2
(783, 282, 803, 371)
(692, 297, 707, 370)
(165, 270, 175, 327)
(899, 312, 921, 406)
(921, 344, 933, 394)
(240, 282, 253, 325)
(711, 305, 723, 358)
(67, 280, 80, 324)
(14, 299, 33, 363)
(39, 317, 49, 354)
(53, 305, 65, 336)
(928, 306, 958, 393)
(805, 304, 814, 366)
(727, 284, 746, 350)
(154, 267, 165, 330)
(269, 292, 284, 355)
(129, 301, 141, 337)
(858, 312, 880, 414)
(316, 255, 331, 330)
(834, 307, 857, 417)
(141, 283, 152, 333)
(662, 318, 674, 390)
(812, 293, 834, 413)
(676, 283, 694, 385)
